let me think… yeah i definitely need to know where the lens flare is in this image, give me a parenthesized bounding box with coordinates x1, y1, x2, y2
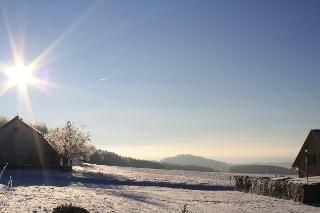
(0, 0, 100, 121)
(5, 62, 34, 87)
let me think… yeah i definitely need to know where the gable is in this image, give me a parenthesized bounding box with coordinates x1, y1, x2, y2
(0, 117, 50, 149)
(292, 130, 320, 168)
(0, 116, 59, 163)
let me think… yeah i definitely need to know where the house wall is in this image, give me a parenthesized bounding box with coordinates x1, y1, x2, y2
(0, 118, 60, 169)
(293, 132, 320, 177)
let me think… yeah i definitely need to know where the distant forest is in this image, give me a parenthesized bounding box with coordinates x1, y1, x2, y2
(230, 165, 297, 175)
(89, 149, 217, 172)
(1, 116, 217, 173)
(1, 116, 296, 174)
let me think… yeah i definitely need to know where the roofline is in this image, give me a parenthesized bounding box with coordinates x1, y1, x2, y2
(310, 130, 320, 143)
(292, 130, 313, 168)
(0, 116, 18, 130)
(23, 121, 45, 136)
(0, 116, 44, 135)
(291, 129, 320, 169)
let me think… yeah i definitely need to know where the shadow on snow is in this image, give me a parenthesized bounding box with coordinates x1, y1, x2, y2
(0, 169, 234, 191)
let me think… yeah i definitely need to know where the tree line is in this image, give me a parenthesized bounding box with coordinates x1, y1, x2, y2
(89, 149, 217, 172)
(3, 116, 296, 174)
(0, 115, 217, 172)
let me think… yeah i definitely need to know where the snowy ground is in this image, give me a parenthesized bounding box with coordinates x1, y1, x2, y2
(74, 163, 235, 188)
(0, 164, 319, 212)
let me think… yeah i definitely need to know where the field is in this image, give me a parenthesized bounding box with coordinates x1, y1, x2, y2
(0, 164, 319, 212)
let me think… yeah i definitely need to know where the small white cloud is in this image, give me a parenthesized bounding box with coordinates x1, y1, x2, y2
(100, 78, 107, 81)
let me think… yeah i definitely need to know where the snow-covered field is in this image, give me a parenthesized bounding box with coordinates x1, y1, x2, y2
(0, 164, 319, 212)
(74, 163, 235, 187)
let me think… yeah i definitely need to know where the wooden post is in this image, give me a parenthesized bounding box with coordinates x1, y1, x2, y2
(305, 149, 309, 182)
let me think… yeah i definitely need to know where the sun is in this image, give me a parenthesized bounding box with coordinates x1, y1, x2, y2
(5, 62, 35, 87)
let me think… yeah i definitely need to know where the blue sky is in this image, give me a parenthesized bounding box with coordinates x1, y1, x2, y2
(0, 0, 320, 163)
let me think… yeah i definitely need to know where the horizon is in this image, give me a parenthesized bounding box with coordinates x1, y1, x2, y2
(1, 0, 319, 164)
(0, 115, 296, 165)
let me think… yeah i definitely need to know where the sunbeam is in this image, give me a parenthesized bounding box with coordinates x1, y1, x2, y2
(0, 1, 100, 120)
(28, 0, 101, 72)
(17, 84, 34, 120)
(1, 5, 22, 63)
(0, 62, 9, 73)
(0, 81, 15, 96)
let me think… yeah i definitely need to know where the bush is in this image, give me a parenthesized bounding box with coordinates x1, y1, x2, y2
(52, 204, 89, 213)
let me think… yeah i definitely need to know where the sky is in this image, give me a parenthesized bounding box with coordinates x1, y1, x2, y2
(0, 0, 320, 163)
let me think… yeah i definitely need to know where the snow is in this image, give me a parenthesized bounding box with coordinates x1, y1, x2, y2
(1, 185, 319, 212)
(0, 164, 319, 212)
(74, 163, 235, 186)
(289, 176, 320, 185)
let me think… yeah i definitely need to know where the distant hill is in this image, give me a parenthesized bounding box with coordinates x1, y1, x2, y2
(229, 165, 297, 175)
(249, 162, 293, 169)
(161, 154, 231, 172)
(161, 154, 296, 175)
(89, 150, 217, 172)
(89, 151, 295, 175)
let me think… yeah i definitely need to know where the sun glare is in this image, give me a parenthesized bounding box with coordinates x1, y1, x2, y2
(6, 62, 34, 87)
(0, 1, 95, 120)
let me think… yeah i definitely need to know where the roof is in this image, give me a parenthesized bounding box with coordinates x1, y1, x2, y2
(310, 129, 320, 141)
(0, 115, 60, 155)
(0, 116, 44, 136)
(292, 129, 320, 169)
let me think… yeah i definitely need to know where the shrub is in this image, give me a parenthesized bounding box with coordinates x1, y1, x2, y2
(52, 204, 89, 213)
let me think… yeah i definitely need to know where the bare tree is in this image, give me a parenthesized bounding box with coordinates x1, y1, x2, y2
(45, 121, 94, 168)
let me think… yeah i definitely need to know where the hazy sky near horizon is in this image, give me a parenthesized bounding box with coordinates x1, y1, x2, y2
(0, 0, 320, 163)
